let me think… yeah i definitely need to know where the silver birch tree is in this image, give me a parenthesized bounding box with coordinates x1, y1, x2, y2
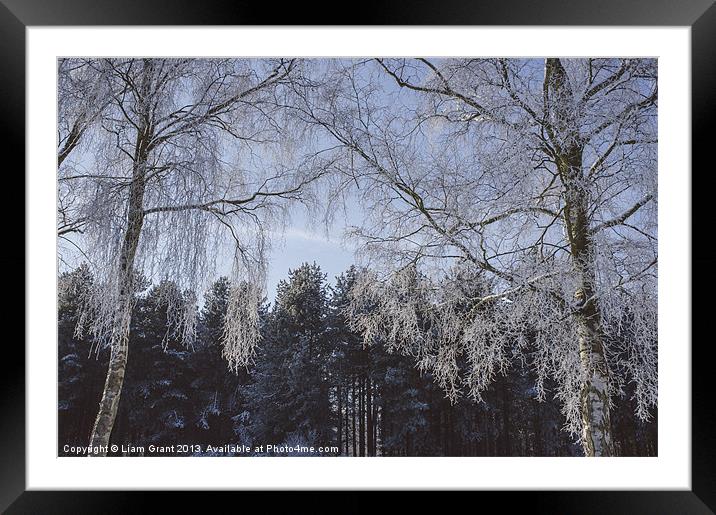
(58, 58, 326, 455)
(293, 58, 657, 456)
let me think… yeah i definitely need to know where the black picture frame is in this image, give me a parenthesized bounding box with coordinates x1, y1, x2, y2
(3, 0, 714, 512)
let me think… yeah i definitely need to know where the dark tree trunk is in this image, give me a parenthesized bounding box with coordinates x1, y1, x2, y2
(532, 402, 543, 456)
(351, 377, 357, 457)
(382, 398, 389, 456)
(344, 385, 350, 456)
(337, 384, 342, 452)
(358, 377, 365, 456)
(372, 397, 378, 456)
(501, 379, 512, 456)
(366, 378, 373, 456)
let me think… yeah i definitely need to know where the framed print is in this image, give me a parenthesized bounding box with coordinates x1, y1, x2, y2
(4, 0, 715, 511)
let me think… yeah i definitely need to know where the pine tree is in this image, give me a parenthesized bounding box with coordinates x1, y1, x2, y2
(111, 280, 195, 454)
(190, 277, 242, 449)
(57, 266, 655, 457)
(327, 266, 365, 455)
(246, 263, 333, 452)
(58, 265, 109, 453)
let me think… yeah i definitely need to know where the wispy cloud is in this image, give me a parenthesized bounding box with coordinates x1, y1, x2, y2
(283, 228, 332, 244)
(272, 227, 357, 249)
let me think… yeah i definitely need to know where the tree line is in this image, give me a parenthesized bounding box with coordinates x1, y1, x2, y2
(59, 262, 656, 457)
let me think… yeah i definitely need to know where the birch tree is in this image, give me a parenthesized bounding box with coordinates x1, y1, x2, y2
(294, 58, 657, 456)
(57, 58, 325, 455)
(57, 59, 112, 244)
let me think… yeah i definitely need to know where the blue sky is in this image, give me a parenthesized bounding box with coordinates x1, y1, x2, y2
(265, 226, 356, 301)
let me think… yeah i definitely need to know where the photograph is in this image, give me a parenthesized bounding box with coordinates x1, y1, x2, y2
(3, 0, 711, 508)
(56, 57, 658, 459)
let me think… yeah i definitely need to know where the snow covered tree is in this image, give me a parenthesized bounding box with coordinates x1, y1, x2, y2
(57, 60, 118, 246)
(112, 280, 196, 453)
(57, 58, 328, 454)
(191, 277, 246, 445)
(327, 266, 384, 456)
(294, 58, 657, 456)
(57, 57, 658, 458)
(58, 265, 109, 452)
(57, 265, 655, 456)
(246, 263, 333, 450)
(201, 277, 231, 344)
